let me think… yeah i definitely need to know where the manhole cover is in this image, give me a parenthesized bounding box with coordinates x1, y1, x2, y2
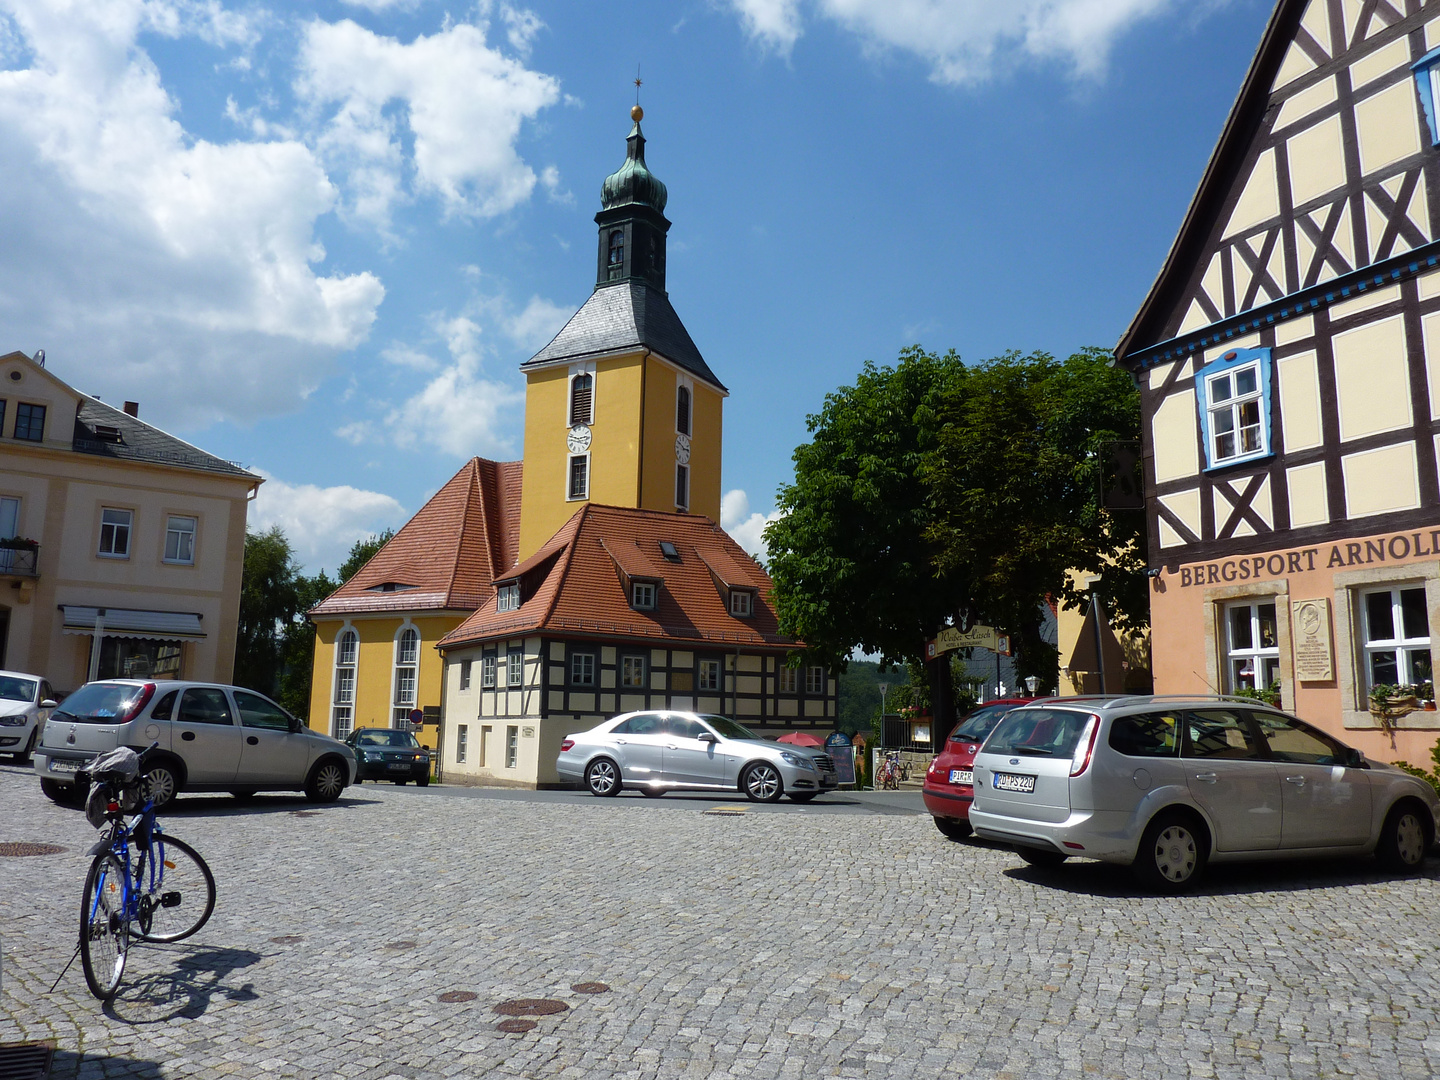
(384, 940, 418, 950)
(571, 982, 610, 994)
(496, 1019, 536, 1033)
(269, 935, 304, 945)
(290, 810, 320, 818)
(438, 991, 477, 1003)
(494, 998, 569, 1016)
(0, 843, 65, 857)
(0, 1041, 54, 1079)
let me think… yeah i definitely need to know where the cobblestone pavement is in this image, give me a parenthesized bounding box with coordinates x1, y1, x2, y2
(3, 760, 1440, 1080)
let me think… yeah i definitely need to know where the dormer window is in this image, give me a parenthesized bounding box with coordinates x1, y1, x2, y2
(497, 582, 520, 612)
(607, 230, 625, 280)
(729, 590, 753, 618)
(92, 424, 122, 444)
(365, 582, 415, 594)
(570, 373, 593, 426)
(676, 386, 691, 436)
(1195, 347, 1273, 470)
(632, 581, 657, 610)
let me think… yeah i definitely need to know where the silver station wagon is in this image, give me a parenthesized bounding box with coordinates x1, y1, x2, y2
(35, 679, 356, 808)
(557, 710, 839, 802)
(969, 696, 1440, 891)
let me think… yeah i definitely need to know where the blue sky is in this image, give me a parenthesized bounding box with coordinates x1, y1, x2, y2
(0, 0, 1273, 573)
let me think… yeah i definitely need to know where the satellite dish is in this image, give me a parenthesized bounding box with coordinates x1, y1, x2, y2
(34, 349, 45, 366)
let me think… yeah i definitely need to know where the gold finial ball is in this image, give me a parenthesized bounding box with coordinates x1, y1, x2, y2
(631, 104, 644, 122)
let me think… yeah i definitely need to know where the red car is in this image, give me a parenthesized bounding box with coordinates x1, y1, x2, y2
(923, 698, 1036, 839)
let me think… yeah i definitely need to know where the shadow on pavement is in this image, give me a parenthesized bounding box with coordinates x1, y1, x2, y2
(47, 1048, 166, 1080)
(105, 945, 263, 1024)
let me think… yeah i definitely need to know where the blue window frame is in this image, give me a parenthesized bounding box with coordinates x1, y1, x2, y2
(1413, 48, 1440, 146)
(1194, 347, 1273, 471)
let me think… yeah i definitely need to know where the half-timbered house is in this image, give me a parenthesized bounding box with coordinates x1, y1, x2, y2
(1117, 0, 1440, 764)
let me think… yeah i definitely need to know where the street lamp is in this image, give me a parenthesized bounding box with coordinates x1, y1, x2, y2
(1024, 675, 1038, 697)
(878, 682, 889, 715)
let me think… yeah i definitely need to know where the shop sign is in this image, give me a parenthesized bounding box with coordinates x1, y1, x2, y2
(1172, 528, 1440, 588)
(926, 625, 998, 658)
(1291, 598, 1334, 682)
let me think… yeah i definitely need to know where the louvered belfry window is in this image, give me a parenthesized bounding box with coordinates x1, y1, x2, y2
(676, 386, 691, 435)
(570, 373, 593, 426)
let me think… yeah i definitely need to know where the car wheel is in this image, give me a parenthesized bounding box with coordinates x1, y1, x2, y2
(143, 763, 180, 811)
(40, 778, 83, 806)
(305, 759, 347, 803)
(1376, 799, 1432, 873)
(934, 816, 972, 840)
(788, 793, 817, 803)
(1016, 845, 1067, 868)
(585, 758, 621, 797)
(1133, 810, 1208, 892)
(417, 775, 430, 787)
(11, 727, 37, 763)
(742, 762, 783, 803)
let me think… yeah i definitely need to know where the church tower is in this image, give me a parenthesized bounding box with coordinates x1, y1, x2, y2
(517, 106, 727, 560)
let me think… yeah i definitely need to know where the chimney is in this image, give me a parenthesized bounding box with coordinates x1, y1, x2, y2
(123, 401, 139, 418)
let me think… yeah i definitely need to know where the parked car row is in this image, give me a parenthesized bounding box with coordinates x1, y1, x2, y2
(0, 669, 57, 763)
(925, 695, 1440, 891)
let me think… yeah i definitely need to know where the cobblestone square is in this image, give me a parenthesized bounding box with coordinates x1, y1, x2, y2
(3, 762, 1440, 1079)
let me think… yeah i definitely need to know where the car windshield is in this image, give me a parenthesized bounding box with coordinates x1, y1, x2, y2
(356, 731, 420, 748)
(950, 704, 1014, 742)
(699, 715, 761, 741)
(0, 676, 36, 703)
(53, 683, 148, 724)
(984, 708, 1094, 757)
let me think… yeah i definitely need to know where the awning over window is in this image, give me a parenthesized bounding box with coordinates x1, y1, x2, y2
(59, 605, 205, 641)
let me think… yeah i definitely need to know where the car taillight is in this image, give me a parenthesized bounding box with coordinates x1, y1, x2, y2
(119, 683, 156, 723)
(1069, 715, 1100, 777)
(560, 739, 575, 752)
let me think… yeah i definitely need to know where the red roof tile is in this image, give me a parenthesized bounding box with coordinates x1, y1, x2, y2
(437, 504, 801, 651)
(310, 458, 523, 617)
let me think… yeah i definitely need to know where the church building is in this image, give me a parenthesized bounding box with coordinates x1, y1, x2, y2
(305, 107, 836, 784)
(1117, 0, 1440, 765)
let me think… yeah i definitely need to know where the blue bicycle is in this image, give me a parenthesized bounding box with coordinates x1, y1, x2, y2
(78, 747, 216, 1000)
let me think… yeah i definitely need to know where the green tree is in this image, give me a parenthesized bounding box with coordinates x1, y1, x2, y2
(338, 529, 395, 583)
(235, 527, 304, 700)
(278, 568, 336, 719)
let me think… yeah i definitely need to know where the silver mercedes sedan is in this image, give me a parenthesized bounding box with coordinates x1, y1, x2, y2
(557, 711, 839, 803)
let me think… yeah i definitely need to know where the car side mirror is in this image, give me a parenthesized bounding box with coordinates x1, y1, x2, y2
(698, 732, 718, 743)
(40, 699, 57, 709)
(289, 716, 306, 734)
(1345, 747, 1366, 768)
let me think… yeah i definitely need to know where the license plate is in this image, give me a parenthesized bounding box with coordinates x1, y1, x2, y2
(49, 759, 81, 773)
(387, 763, 410, 770)
(949, 769, 973, 785)
(993, 772, 1036, 793)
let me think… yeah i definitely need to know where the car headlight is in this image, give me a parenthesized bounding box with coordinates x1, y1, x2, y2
(0, 714, 26, 726)
(780, 751, 815, 770)
(362, 752, 379, 762)
(414, 753, 425, 762)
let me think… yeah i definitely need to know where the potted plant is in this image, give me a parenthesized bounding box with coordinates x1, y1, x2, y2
(1369, 683, 1419, 746)
(0, 536, 38, 550)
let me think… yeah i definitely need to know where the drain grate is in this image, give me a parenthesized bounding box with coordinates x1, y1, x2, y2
(571, 982, 610, 994)
(384, 940, 418, 950)
(290, 811, 320, 818)
(494, 998, 568, 1016)
(702, 806, 747, 817)
(438, 991, 477, 1003)
(268, 935, 304, 945)
(0, 1042, 53, 1079)
(0, 843, 66, 858)
(496, 1019, 536, 1033)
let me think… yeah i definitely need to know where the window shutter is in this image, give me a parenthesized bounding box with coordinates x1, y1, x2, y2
(570, 374, 593, 426)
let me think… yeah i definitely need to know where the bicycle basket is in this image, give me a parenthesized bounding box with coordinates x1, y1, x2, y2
(88, 746, 141, 784)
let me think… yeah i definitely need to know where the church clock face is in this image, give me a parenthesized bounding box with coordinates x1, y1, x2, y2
(567, 425, 592, 454)
(674, 433, 691, 465)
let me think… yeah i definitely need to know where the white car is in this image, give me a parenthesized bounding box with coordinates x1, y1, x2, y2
(0, 670, 57, 763)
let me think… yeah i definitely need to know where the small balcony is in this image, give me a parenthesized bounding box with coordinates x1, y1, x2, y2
(0, 544, 39, 578)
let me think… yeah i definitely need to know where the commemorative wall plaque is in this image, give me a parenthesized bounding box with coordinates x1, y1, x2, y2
(1291, 598, 1334, 682)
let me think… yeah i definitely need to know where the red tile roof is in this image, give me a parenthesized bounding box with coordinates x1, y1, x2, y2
(310, 458, 523, 617)
(437, 504, 802, 651)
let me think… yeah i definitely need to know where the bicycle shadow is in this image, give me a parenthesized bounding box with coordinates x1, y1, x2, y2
(45, 1048, 165, 1080)
(103, 945, 263, 1024)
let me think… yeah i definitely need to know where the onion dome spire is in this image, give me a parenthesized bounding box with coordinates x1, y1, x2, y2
(601, 105, 668, 214)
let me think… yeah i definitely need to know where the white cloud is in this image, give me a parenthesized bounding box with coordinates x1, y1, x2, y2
(248, 471, 408, 575)
(380, 343, 440, 370)
(296, 16, 561, 231)
(0, 0, 385, 428)
(730, 0, 1193, 83)
(722, 489, 781, 562)
(724, 0, 804, 53)
(504, 294, 574, 351)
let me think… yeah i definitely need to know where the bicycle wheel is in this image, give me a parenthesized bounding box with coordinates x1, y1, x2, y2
(133, 835, 215, 943)
(80, 852, 129, 1000)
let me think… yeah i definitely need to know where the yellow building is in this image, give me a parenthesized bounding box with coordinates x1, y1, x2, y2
(0, 349, 259, 694)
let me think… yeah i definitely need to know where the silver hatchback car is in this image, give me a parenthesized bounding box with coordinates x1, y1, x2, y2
(969, 696, 1440, 891)
(35, 679, 356, 808)
(557, 711, 839, 802)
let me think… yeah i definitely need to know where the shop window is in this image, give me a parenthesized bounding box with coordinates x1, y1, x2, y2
(698, 658, 721, 692)
(99, 637, 182, 680)
(621, 655, 646, 688)
(1224, 601, 1280, 694)
(1362, 586, 1432, 690)
(1195, 348, 1272, 470)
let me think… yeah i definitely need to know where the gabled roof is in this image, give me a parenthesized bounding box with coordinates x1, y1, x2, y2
(310, 457, 523, 617)
(437, 504, 798, 651)
(1115, 0, 1306, 366)
(73, 397, 258, 479)
(522, 281, 727, 393)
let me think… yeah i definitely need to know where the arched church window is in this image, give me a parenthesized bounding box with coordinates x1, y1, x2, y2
(676, 386, 691, 436)
(570, 373, 593, 426)
(607, 230, 624, 280)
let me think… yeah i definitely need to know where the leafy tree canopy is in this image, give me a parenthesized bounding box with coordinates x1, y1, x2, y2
(235, 527, 304, 701)
(765, 346, 1143, 679)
